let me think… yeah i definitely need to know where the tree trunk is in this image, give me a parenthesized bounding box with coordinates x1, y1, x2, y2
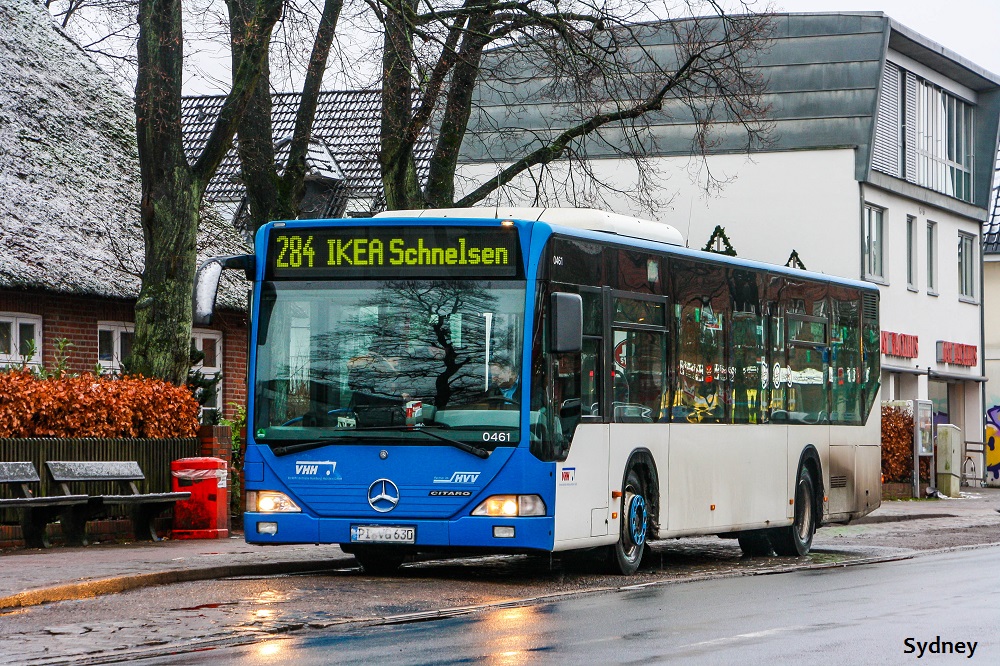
(132, 170, 202, 383)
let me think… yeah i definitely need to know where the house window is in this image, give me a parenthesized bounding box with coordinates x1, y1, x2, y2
(0, 313, 42, 366)
(927, 222, 938, 293)
(874, 65, 975, 202)
(915, 79, 974, 202)
(192, 329, 224, 418)
(906, 216, 916, 289)
(863, 205, 885, 280)
(958, 232, 977, 300)
(98, 322, 134, 374)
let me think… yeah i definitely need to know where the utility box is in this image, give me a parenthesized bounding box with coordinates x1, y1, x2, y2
(171, 457, 229, 539)
(936, 424, 962, 498)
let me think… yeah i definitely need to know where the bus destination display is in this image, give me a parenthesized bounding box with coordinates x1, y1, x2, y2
(268, 226, 519, 278)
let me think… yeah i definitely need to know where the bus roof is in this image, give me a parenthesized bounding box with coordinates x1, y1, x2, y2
(374, 207, 685, 247)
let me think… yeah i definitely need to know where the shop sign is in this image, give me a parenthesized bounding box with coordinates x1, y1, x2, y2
(936, 341, 977, 367)
(880, 331, 918, 358)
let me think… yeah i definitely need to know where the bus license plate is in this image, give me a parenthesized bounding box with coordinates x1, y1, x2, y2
(351, 525, 416, 544)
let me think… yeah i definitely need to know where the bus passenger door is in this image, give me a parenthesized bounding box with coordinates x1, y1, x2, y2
(553, 336, 612, 546)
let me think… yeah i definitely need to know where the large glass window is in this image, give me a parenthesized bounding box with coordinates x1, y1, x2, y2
(672, 260, 730, 423)
(958, 232, 976, 300)
(916, 79, 974, 202)
(864, 205, 885, 280)
(829, 291, 863, 425)
(254, 280, 525, 450)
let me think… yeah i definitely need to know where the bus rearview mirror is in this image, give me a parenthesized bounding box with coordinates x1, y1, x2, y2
(193, 254, 255, 325)
(551, 292, 583, 353)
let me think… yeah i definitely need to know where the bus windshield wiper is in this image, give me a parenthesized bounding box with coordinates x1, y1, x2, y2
(271, 437, 343, 457)
(351, 425, 491, 459)
(269, 426, 490, 459)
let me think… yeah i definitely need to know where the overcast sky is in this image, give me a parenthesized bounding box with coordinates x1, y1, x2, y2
(181, 1, 1000, 95)
(776, 0, 1000, 74)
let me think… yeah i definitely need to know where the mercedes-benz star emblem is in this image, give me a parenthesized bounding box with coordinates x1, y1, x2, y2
(367, 478, 400, 513)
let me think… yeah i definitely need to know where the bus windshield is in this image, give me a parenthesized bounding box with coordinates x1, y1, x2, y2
(253, 279, 525, 448)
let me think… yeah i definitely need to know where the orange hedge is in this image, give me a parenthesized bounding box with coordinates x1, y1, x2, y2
(0, 370, 199, 438)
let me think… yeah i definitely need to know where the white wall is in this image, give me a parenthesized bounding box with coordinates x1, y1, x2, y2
(458, 149, 861, 276)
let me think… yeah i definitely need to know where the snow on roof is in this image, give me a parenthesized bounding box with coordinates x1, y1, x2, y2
(0, 0, 247, 308)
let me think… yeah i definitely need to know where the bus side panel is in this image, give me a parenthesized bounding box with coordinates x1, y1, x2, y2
(553, 424, 612, 550)
(785, 425, 831, 520)
(666, 424, 789, 534)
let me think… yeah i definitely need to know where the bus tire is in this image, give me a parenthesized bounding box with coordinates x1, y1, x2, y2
(353, 546, 406, 574)
(770, 465, 816, 556)
(607, 467, 649, 575)
(737, 530, 773, 557)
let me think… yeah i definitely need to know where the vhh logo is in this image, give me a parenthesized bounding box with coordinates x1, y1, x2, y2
(294, 461, 337, 477)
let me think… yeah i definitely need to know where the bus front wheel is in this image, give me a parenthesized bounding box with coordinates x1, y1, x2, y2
(770, 465, 817, 557)
(607, 467, 649, 575)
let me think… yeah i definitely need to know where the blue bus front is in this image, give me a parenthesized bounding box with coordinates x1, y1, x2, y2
(243, 219, 557, 555)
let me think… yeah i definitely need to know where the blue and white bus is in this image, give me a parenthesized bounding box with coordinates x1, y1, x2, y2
(196, 208, 881, 575)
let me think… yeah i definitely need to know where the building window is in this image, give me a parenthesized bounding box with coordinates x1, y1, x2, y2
(915, 79, 974, 202)
(98, 322, 134, 374)
(958, 232, 976, 300)
(906, 216, 916, 289)
(863, 204, 885, 280)
(192, 329, 223, 418)
(927, 222, 938, 293)
(0, 313, 42, 366)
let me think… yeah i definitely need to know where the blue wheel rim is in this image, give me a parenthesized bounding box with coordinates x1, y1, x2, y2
(628, 494, 647, 546)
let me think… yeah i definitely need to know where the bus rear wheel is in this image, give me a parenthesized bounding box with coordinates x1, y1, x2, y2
(607, 468, 649, 575)
(352, 546, 406, 574)
(770, 465, 817, 557)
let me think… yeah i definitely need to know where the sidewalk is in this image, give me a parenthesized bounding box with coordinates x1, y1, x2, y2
(3, 486, 999, 610)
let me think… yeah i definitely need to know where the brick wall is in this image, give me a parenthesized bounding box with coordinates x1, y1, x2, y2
(0, 289, 248, 419)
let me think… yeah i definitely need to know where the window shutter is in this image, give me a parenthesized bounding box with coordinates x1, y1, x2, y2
(872, 64, 900, 176)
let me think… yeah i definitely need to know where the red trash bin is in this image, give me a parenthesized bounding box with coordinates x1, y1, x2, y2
(171, 457, 229, 539)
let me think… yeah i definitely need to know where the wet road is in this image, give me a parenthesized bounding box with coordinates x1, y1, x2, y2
(150, 545, 1000, 665)
(7, 511, 1000, 664)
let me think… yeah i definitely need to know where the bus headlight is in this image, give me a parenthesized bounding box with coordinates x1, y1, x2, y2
(472, 495, 546, 517)
(247, 490, 301, 513)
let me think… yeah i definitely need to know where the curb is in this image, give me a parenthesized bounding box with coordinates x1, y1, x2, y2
(0, 555, 356, 610)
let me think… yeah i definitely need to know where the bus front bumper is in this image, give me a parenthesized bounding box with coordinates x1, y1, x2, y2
(244, 513, 554, 551)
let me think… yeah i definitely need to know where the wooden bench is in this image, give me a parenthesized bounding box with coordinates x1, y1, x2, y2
(0, 462, 88, 548)
(46, 461, 191, 545)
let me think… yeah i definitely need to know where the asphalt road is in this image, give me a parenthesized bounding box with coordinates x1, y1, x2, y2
(151, 544, 1000, 665)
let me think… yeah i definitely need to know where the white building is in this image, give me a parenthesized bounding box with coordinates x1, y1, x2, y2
(458, 12, 1000, 481)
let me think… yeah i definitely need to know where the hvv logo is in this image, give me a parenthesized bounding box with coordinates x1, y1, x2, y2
(294, 461, 339, 478)
(433, 471, 481, 484)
